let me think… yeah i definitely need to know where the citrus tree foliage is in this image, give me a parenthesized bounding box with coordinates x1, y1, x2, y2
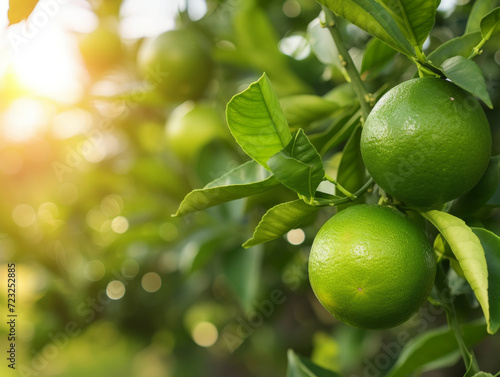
(3, 0, 500, 376)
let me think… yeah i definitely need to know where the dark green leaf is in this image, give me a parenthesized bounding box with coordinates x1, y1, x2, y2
(422, 210, 491, 333)
(8, 0, 39, 25)
(465, 0, 498, 33)
(287, 349, 341, 377)
(481, 7, 500, 40)
(243, 200, 319, 248)
(268, 129, 325, 199)
(376, 0, 440, 47)
(441, 55, 493, 108)
(223, 246, 262, 312)
(280, 95, 343, 128)
(385, 321, 488, 377)
(471, 228, 500, 334)
(361, 38, 398, 76)
(317, 0, 415, 56)
(336, 126, 366, 210)
(226, 73, 292, 169)
(173, 161, 279, 217)
(451, 156, 500, 217)
(487, 173, 500, 206)
(427, 32, 482, 66)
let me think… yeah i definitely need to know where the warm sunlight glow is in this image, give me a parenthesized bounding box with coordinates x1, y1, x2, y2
(11, 27, 84, 103)
(3, 98, 50, 142)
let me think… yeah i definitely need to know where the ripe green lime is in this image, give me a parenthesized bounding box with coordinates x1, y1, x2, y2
(137, 28, 213, 102)
(361, 77, 491, 208)
(309, 205, 436, 329)
(165, 101, 226, 160)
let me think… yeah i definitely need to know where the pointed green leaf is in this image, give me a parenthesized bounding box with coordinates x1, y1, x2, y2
(376, 0, 440, 47)
(441, 56, 493, 108)
(173, 161, 279, 217)
(361, 38, 398, 75)
(422, 210, 491, 333)
(465, 0, 497, 33)
(243, 200, 319, 248)
(481, 7, 500, 40)
(268, 129, 325, 199)
(385, 321, 488, 377)
(226, 73, 292, 169)
(310, 110, 362, 155)
(471, 228, 500, 334)
(317, 0, 415, 57)
(336, 126, 366, 210)
(280, 95, 344, 128)
(287, 349, 341, 377)
(427, 32, 482, 66)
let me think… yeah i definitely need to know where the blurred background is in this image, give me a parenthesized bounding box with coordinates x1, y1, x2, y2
(0, 0, 499, 376)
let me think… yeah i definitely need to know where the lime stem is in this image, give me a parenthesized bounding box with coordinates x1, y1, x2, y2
(325, 174, 355, 198)
(321, 7, 372, 121)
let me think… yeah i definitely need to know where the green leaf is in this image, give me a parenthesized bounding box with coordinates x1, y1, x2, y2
(376, 0, 439, 47)
(287, 349, 341, 377)
(268, 129, 325, 199)
(361, 38, 398, 76)
(317, 0, 415, 57)
(451, 156, 500, 217)
(310, 110, 362, 155)
(280, 95, 343, 128)
(481, 7, 500, 40)
(336, 126, 366, 210)
(223, 245, 262, 312)
(465, 0, 498, 33)
(427, 32, 482, 66)
(243, 200, 319, 248)
(226, 73, 292, 169)
(385, 321, 488, 377)
(8, 0, 39, 25)
(471, 228, 500, 334)
(173, 161, 279, 217)
(441, 55, 493, 108)
(422, 210, 491, 333)
(471, 373, 495, 377)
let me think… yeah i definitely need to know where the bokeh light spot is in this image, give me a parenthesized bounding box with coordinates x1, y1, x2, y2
(191, 322, 218, 348)
(159, 222, 178, 242)
(111, 216, 129, 234)
(282, 0, 301, 18)
(84, 260, 105, 281)
(12, 204, 36, 228)
(121, 259, 140, 279)
(286, 229, 306, 245)
(141, 272, 162, 293)
(106, 280, 126, 300)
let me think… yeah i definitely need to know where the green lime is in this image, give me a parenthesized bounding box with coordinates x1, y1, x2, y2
(137, 28, 213, 102)
(361, 77, 491, 208)
(309, 204, 436, 329)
